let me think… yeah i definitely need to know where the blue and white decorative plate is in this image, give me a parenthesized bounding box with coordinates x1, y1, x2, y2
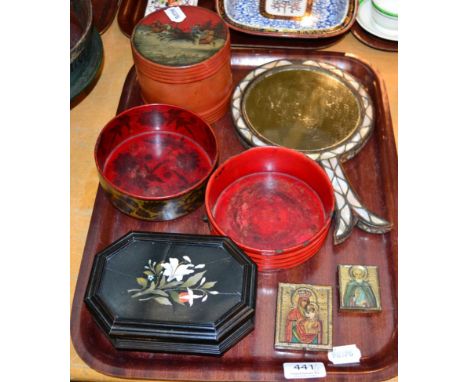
(216, 0, 357, 38)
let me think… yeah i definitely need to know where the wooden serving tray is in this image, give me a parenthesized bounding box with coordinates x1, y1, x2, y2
(71, 48, 398, 381)
(117, 0, 345, 49)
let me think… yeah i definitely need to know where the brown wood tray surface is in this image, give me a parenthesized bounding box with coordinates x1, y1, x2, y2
(117, 0, 346, 49)
(93, 0, 121, 34)
(351, 22, 398, 52)
(71, 47, 398, 381)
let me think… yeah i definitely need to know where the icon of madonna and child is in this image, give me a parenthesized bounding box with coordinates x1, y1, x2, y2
(275, 284, 332, 351)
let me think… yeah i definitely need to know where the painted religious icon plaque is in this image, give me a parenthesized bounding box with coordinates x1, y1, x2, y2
(338, 265, 382, 311)
(275, 283, 332, 351)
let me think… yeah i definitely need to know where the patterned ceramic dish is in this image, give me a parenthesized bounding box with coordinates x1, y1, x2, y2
(231, 59, 392, 244)
(205, 146, 335, 272)
(70, 0, 103, 101)
(94, 104, 219, 221)
(216, 0, 357, 38)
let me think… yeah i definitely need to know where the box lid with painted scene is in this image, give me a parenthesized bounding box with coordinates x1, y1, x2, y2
(131, 5, 230, 69)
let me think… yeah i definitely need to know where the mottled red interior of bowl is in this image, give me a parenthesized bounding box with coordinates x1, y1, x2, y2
(95, 104, 218, 200)
(206, 147, 334, 256)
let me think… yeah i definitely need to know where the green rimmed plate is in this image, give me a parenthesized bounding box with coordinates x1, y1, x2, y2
(70, 27, 103, 101)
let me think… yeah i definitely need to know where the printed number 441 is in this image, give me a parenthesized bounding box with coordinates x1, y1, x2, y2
(295, 364, 313, 370)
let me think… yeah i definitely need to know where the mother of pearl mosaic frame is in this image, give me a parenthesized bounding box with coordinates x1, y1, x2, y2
(231, 59, 392, 244)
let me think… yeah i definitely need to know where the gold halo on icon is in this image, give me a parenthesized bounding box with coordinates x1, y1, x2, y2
(349, 265, 368, 280)
(291, 287, 317, 306)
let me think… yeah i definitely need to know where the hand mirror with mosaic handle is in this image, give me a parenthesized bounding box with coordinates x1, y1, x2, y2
(231, 59, 392, 244)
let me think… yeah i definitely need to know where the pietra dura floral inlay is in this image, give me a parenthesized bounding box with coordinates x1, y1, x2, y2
(85, 232, 257, 355)
(128, 256, 219, 307)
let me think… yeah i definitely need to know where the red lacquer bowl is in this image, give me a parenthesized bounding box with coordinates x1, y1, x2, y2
(205, 147, 334, 271)
(95, 104, 219, 221)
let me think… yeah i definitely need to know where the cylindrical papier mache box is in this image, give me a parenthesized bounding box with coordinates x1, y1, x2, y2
(131, 6, 232, 124)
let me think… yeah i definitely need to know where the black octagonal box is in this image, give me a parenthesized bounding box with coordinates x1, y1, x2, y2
(85, 232, 257, 356)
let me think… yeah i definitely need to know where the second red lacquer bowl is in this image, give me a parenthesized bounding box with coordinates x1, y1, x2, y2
(205, 147, 334, 271)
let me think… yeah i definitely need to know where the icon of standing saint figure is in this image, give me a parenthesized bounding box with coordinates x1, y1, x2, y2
(275, 283, 332, 351)
(339, 265, 382, 311)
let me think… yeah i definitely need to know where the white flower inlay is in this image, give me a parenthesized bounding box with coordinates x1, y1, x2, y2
(129, 256, 218, 307)
(162, 257, 194, 282)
